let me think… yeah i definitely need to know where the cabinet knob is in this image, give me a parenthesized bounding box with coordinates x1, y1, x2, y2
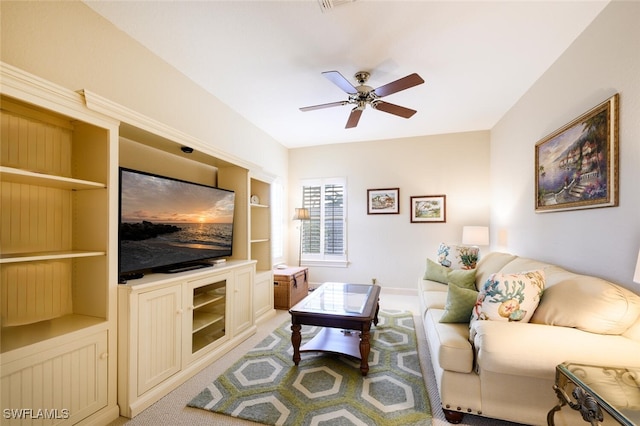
(188, 305, 194, 310)
(177, 308, 183, 315)
(100, 352, 109, 360)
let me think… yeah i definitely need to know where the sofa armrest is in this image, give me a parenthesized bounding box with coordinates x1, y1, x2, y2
(418, 278, 448, 314)
(424, 309, 474, 373)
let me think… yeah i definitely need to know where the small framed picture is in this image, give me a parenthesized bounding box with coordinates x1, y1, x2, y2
(367, 188, 400, 214)
(410, 195, 446, 223)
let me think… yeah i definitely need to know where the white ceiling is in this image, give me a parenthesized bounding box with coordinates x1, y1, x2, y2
(85, 0, 609, 149)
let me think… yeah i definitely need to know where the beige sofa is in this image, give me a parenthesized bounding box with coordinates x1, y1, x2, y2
(419, 252, 640, 425)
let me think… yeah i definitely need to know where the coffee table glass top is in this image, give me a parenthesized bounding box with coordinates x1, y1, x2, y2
(558, 362, 640, 425)
(293, 282, 372, 315)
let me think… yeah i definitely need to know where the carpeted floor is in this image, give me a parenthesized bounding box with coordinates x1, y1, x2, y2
(109, 290, 524, 426)
(187, 310, 431, 425)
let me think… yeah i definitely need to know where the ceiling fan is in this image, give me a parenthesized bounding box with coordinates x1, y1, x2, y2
(300, 70, 425, 129)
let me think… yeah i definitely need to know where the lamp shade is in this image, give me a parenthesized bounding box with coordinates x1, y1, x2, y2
(462, 226, 489, 246)
(634, 249, 640, 284)
(293, 208, 310, 221)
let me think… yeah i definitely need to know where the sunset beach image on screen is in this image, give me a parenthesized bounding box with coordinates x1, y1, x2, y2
(118, 168, 235, 275)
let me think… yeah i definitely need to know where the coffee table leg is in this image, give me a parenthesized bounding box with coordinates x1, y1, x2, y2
(359, 325, 371, 376)
(373, 301, 380, 326)
(291, 323, 302, 366)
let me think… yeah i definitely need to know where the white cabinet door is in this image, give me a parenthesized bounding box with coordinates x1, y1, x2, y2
(1, 331, 108, 425)
(253, 270, 274, 319)
(136, 285, 182, 396)
(232, 265, 254, 336)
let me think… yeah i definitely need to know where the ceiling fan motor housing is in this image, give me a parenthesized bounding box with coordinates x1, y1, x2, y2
(349, 72, 376, 110)
(350, 88, 377, 110)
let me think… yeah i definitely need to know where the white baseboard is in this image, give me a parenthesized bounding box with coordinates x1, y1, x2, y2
(379, 286, 418, 296)
(308, 282, 417, 296)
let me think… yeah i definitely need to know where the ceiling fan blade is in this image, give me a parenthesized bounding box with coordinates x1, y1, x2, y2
(322, 70, 358, 94)
(345, 108, 363, 128)
(299, 101, 347, 112)
(373, 73, 424, 98)
(373, 101, 417, 118)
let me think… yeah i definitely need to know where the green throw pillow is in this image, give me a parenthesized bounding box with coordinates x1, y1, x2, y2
(439, 283, 479, 323)
(423, 258, 450, 283)
(448, 268, 477, 290)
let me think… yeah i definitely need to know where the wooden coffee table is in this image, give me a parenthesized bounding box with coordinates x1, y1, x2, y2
(289, 282, 381, 376)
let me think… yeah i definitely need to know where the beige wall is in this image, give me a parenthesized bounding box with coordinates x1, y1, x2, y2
(491, 1, 640, 290)
(0, 1, 288, 178)
(3, 1, 637, 292)
(289, 131, 491, 289)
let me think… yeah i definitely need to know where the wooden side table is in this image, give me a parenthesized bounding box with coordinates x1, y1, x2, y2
(273, 266, 309, 309)
(548, 362, 640, 426)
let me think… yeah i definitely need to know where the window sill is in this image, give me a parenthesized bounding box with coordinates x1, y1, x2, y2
(300, 259, 348, 268)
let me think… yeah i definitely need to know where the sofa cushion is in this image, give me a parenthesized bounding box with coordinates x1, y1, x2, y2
(471, 320, 640, 379)
(440, 283, 479, 323)
(437, 243, 479, 270)
(420, 278, 448, 293)
(497, 257, 552, 276)
(474, 252, 518, 290)
(421, 289, 448, 311)
(623, 318, 640, 341)
(471, 270, 545, 323)
(425, 309, 474, 373)
(530, 277, 640, 335)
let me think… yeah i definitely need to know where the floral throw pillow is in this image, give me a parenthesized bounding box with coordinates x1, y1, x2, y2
(471, 270, 545, 323)
(437, 243, 479, 270)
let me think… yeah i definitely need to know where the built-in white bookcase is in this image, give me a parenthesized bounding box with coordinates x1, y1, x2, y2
(0, 62, 120, 425)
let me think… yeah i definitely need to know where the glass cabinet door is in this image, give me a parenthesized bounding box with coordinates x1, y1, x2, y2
(191, 279, 226, 354)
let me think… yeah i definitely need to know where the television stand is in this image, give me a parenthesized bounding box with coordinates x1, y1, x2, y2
(154, 262, 213, 274)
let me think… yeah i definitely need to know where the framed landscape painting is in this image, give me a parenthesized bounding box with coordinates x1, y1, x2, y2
(535, 94, 619, 213)
(410, 195, 446, 223)
(367, 188, 400, 214)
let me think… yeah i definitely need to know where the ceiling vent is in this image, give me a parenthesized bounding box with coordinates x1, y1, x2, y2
(318, 0, 356, 13)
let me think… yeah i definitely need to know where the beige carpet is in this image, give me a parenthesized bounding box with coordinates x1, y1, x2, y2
(108, 290, 524, 426)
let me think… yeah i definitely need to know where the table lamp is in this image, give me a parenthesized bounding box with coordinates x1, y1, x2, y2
(462, 226, 489, 246)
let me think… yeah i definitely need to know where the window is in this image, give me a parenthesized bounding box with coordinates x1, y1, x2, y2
(300, 177, 347, 267)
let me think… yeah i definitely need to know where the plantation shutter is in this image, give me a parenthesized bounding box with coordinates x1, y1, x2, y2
(324, 184, 344, 255)
(301, 178, 347, 266)
(302, 185, 321, 255)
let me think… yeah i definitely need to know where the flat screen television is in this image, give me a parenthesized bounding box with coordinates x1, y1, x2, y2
(118, 167, 235, 280)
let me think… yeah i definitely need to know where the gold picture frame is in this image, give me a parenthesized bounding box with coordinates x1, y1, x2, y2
(535, 94, 619, 213)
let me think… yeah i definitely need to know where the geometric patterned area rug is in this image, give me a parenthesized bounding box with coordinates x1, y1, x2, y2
(188, 310, 431, 425)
